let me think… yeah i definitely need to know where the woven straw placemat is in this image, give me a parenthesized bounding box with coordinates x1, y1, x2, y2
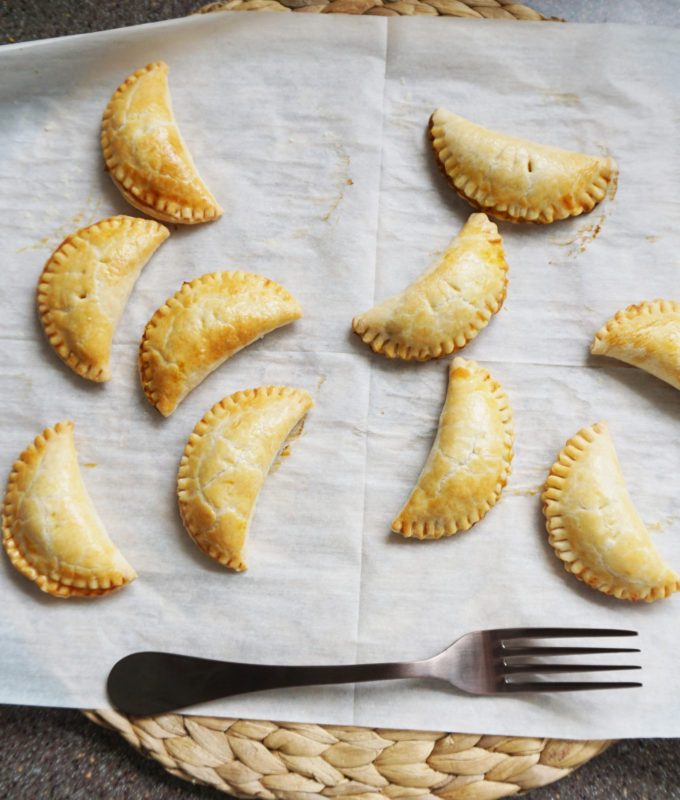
(84, 3, 612, 798)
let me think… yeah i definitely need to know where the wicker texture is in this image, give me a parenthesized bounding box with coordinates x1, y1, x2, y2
(84, 4, 605, 799)
(197, 0, 550, 17)
(84, 710, 610, 798)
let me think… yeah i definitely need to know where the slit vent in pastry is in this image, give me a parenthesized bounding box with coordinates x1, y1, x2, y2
(2, 422, 137, 598)
(543, 421, 679, 602)
(177, 386, 314, 571)
(429, 108, 617, 224)
(139, 270, 302, 416)
(352, 213, 507, 361)
(101, 61, 223, 224)
(37, 216, 169, 382)
(392, 357, 514, 539)
(591, 299, 680, 390)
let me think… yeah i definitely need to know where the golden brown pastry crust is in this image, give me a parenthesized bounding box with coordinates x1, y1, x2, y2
(177, 387, 314, 571)
(429, 108, 617, 224)
(591, 299, 680, 390)
(392, 357, 514, 539)
(543, 421, 679, 602)
(352, 213, 507, 361)
(2, 422, 137, 598)
(139, 270, 302, 416)
(101, 62, 222, 224)
(37, 216, 169, 382)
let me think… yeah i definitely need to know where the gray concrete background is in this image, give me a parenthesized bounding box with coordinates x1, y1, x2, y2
(1, 1, 680, 798)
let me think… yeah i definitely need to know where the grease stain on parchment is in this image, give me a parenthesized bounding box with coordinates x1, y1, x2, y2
(547, 170, 618, 259)
(646, 516, 676, 534)
(541, 89, 581, 106)
(16, 176, 103, 254)
(512, 486, 542, 497)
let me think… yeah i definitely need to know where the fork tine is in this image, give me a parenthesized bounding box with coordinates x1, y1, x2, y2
(502, 663, 641, 675)
(490, 627, 638, 640)
(501, 645, 640, 658)
(500, 680, 642, 692)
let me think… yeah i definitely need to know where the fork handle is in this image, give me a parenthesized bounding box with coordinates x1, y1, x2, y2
(108, 652, 432, 716)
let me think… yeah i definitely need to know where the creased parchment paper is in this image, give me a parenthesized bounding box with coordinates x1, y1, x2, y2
(1, 13, 680, 740)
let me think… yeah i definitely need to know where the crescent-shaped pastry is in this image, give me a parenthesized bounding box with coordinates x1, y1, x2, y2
(352, 213, 507, 361)
(429, 108, 618, 224)
(37, 216, 169, 382)
(140, 271, 302, 416)
(177, 387, 314, 571)
(590, 299, 680, 390)
(392, 357, 514, 539)
(2, 422, 137, 598)
(101, 61, 223, 224)
(543, 421, 679, 602)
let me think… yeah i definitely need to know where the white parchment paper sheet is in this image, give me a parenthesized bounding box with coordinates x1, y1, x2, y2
(1, 13, 679, 739)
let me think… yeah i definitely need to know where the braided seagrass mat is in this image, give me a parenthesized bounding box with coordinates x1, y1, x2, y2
(83, 3, 613, 798)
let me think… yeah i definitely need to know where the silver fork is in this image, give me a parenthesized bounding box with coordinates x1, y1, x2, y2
(107, 627, 641, 716)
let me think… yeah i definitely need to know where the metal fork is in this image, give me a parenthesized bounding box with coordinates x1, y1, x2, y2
(107, 627, 641, 716)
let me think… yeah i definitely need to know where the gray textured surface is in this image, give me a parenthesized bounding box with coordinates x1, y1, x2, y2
(1, 1, 680, 798)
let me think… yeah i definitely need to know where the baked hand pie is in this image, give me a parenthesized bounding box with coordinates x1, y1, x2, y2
(101, 61, 223, 224)
(392, 358, 514, 539)
(352, 213, 507, 361)
(590, 299, 680, 390)
(543, 421, 679, 602)
(38, 216, 169, 382)
(429, 108, 618, 224)
(140, 271, 302, 416)
(2, 422, 137, 598)
(177, 387, 314, 571)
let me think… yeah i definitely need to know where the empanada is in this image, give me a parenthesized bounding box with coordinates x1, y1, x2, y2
(543, 421, 679, 602)
(392, 357, 514, 538)
(101, 61, 222, 224)
(352, 213, 507, 361)
(2, 422, 136, 598)
(177, 387, 314, 571)
(38, 216, 169, 382)
(429, 108, 617, 224)
(591, 299, 680, 390)
(140, 271, 302, 416)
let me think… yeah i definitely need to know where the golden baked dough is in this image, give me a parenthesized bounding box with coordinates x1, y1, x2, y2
(101, 61, 222, 224)
(352, 213, 507, 361)
(543, 421, 679, 602)
(429, 108, 618, 224)
(591, 299, 680, 390)
(177, 387, 314, 571)
(2, 422, 136, 598)
(392, 357, 514, 539)
(37, 216, 169, 382)
(140, 271, 302, 416)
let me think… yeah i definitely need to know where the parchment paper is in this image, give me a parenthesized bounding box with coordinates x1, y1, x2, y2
(1, 12, 679, 739)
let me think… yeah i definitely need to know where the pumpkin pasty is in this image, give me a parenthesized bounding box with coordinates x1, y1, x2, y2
(2, 422, 137, 598)
(177, 387, 314, 571)
(392, 358, 514, 539)
(591, 299, 680, 390)
(543, 421, 679, 602)
(101, 61, 222, 224)
(429, 108, 618, 224)
(140, 271, 302, 416)
(352, 213, 507, 361)
(38, 216, 169, 382)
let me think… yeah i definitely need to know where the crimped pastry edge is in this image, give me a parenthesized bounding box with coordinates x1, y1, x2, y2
(428, 109, 618, 225)
(591, 299, 680, 354)
(139, 270, 303, 416)
(176, 386, 314, 570)
(37, 216, 169, 382)
(352, 213, 508, 361)
(2, 421, 136, 598)
(101, 61, 223, 225)
(542, 420, 680, 602)
(392, 357, 514, 539)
